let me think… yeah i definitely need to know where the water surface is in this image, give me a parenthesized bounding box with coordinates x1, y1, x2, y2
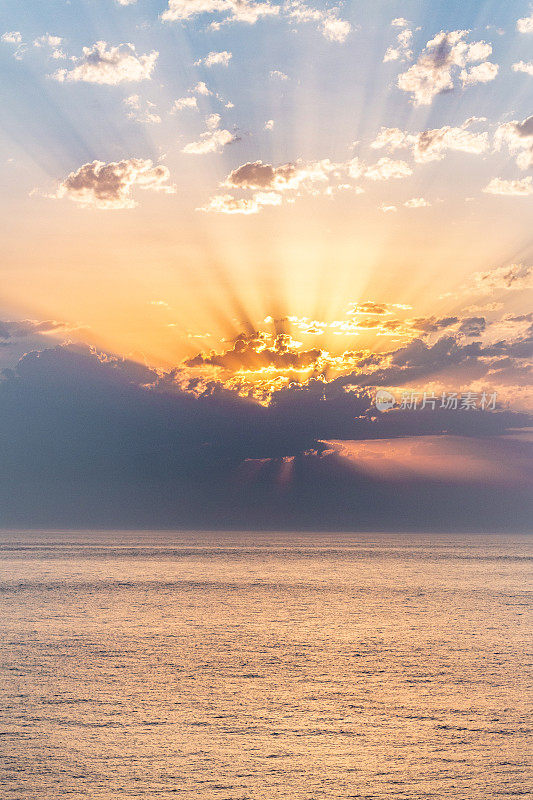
(0, 531, 531, 799)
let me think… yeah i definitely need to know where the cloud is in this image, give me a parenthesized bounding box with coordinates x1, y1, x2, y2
(264, 119, 274, 130)
(460, 60, 499, 85)
(404, 197, 430, 208)
(397, 30, 498, 105)
(371, 118, 489, 163)
(124, 94, 161, 124)
(285, 0, 352, 42)
(270, 69, 288, 80)
(182, 114, 238, 154)
(194, 80, 212, 95)
(162, 0, 350, 41)
(512, 60, 533, 75)
(483, 176, 533, 196)
(162, 0, 279, 25)
(0, 319, 78, 340)
(51, 159, 175, 209)
(186, 331, 323, 372)
(365, 157, 412, 180)
(1, 31, 25, 58)
(172, 96, 198, 111)
(34, 34, 65, 58)
(53, 41, 158, 84)
(1, 343, 530, 530)
(494, 116, 533, 169)
(517, 11, 533, 33)
(195, 50, 232, 67)
(225, 160, 296, 189)
(1, 31, 22, 44)
(471, 263, 533, 293)
(204, 153, 417, 213)
(384, 21, 413, 63)
(199, 192, 282, 214)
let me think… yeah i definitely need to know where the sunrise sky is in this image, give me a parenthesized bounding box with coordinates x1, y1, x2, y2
(0, 0, 532, 529)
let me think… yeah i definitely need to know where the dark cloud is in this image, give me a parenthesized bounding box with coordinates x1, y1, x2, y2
(0, 343, 531, 530)
(458, 316, 486, 336)
(410, 316, 459, 333)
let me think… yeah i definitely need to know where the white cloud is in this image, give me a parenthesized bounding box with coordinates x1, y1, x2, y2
(1, 31, 22, 44)
(494, 116, 533, 170)
(512, 60, 533, 76)
(123, 94, 161, 124)
(51, 159, 175, 209)
(194, 80, 212, 95)
(34, 34, 62, 48)
(53, 41, 158, 84)
(286, 0, 351, 42)
(404, 197, 430, 208)
(371, 118, 489, 163)
(483, 176, 533, 196)
(116, 0, 137, 4)
(380, 204, 397, 213)
(384, 22, 412, 63)
(264, 119, 274, 130)
(270, 69, 288, 80)
(1, 31, 25, 58)
(195, 50, 232, 67)
(199, 192, 282, 214)
(365, 157, 412, 180)
(162, 0, 279, 25)
(172, 96, 198, 111)
(182, 114, 237, 154)
(397, 30, 498, 105)
(460, 60, 499, 85)
(517, 11, 533, 33)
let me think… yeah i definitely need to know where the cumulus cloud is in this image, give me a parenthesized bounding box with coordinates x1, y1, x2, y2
(203, 152, 418, 214)
(1, 31, 25, 59)
(182, 114, 238, 154)
(172, 96, 198, 111)
(483, 176, 533, 196)
(494, 115, 533, 170)
(53, 41, 158, 84)
(371, 118, 489, 163)
(384, 19, 412, 63)
(162, 0, 350, 41)
(270, 69, 288, 80)
(33, 33, 65, 58)
(365, 157, 412, 180)
(162, 0, 279, 25)
(51, 159, 175, 209)
(286, 0, 352, 42)
(1, 31, 22, 44)
(397, 30, 498, 105)
(195, 50, 232, 67)
(517, 11, 533, 33)
(512, 60, 533, 75)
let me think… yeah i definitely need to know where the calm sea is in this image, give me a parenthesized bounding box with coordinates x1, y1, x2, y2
(0, 531, 531, 799)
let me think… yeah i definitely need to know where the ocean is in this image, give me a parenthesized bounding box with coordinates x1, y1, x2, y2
(0, 531, 531, 799)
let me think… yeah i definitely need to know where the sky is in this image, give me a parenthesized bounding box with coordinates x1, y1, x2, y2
(0, 0, 532, 529)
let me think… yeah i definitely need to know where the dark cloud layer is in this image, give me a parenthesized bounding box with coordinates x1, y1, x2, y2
(0, 344, 531, 531)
